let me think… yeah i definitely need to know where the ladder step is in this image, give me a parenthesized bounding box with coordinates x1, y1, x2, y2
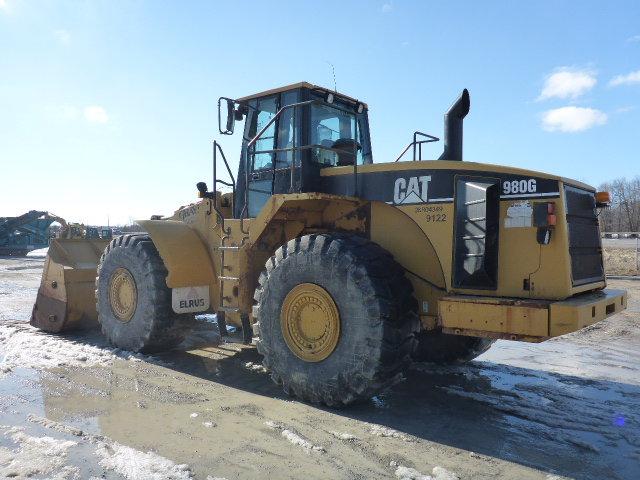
(219, 306, 239, 313)
(219, 276, 240, 281)
(219, 246, 240, 250)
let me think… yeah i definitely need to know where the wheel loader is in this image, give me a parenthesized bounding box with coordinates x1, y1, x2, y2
(31, 82, 627, 406)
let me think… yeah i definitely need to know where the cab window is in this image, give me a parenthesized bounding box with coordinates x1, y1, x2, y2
(250, 96, 278, 171)
(275, 91, 298, 168)
(249, 93, 300, 171)
(310, 103, 363, 167)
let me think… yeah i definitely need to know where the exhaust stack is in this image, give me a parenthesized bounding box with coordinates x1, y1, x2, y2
(438, 89, 470, 161)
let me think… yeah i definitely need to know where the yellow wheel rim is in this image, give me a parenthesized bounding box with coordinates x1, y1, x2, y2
(109, 268, 137, 322)
(280, 283, 340, 362)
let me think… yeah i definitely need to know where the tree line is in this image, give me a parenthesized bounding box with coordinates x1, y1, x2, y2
(598, 176, 640, 232)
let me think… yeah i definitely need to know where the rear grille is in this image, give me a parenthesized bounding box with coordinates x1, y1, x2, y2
(564, 185, 604, 286)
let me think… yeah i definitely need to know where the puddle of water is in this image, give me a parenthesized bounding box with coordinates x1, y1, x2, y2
(1, 342, 283, 479)
(1, 336, 639, 480)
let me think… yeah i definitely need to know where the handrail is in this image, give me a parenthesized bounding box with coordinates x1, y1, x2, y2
(212, 140, 235, 224)
(250, 143, 362, 157)
(394, 131, 439, 162)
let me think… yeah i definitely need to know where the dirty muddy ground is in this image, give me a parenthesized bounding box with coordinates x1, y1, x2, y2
(0, 255, 638, 480)
(604, 247, 640, 276)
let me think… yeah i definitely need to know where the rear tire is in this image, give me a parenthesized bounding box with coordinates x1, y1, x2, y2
(412, 331, 495, 364)
(96, 234, 190, 352)
(254, 233, 419, 406)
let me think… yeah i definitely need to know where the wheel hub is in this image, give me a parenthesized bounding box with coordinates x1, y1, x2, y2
(280, 283, 340, 362)
(109, 267, 137, 322)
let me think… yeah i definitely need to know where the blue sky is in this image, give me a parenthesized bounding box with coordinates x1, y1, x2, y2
(1, 0, 638, 224)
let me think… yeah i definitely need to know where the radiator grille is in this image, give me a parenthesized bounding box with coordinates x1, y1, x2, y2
(564, 185, 604, 286)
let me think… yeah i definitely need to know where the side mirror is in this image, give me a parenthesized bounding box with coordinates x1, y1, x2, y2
(218, 97, 236, 135)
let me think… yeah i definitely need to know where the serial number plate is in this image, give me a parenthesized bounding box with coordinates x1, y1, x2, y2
(415, 205, 447, 222)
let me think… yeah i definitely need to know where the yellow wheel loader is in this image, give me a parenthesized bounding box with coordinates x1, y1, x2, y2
(31, 82, 627, 405)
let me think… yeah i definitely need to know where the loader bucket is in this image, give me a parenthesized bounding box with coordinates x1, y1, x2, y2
(30, 238, 110, 333)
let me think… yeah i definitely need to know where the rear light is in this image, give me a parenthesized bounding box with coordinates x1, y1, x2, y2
(534, 202, 556, 228)
(547, 202, 557, 226)
(596, 191, 611, 208)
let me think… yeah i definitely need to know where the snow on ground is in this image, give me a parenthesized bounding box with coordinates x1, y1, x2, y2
(242, 361, 268, 373)
(330, 430, 359, 441)
(434, 359, 639, 455)
(265, 421, 326, 453)
(0, 322, 156, 374)
(26, 247, 48, 258)
(0, 286, 36, 322)
(394, 465, 432, 480)
(0, 323, 116, 372)
(0, 425, 78, 479)
(0, 257, 44, 322)
(96, 442, 193, 480)
(0, 415, 196, 480)
(370, 423, 414, 442)
(393, 464, 459, 480)
(26, 414, 83, 437)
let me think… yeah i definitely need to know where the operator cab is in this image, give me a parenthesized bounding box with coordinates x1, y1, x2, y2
(218, 82, 373, 218)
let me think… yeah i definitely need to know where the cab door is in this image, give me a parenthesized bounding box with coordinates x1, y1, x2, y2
(246, 92, 299, 217)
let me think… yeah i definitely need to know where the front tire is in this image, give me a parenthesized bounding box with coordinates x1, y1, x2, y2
(96, 234, 189, 352)
(254, 233, 419, 406)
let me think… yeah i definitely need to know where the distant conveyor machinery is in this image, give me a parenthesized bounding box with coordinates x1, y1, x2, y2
(0, 210, 65, 256)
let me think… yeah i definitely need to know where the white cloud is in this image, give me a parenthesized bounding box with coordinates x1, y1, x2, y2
(538, 67, 597, 101)
(381, 2, 393, 13)
(53, 29, 71, 45)
(84, 106, 109, 124)
(614, 105, 635, 114)
(541, 106, 607, 133)
(608, 70, 640, 87)
(0, 0, 8, 11)
(627, 35, 640, 43)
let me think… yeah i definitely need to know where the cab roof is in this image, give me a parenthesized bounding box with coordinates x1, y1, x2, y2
(235, 81, 368, 109)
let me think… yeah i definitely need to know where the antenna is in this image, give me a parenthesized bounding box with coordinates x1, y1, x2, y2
(325, 61, 337, 92)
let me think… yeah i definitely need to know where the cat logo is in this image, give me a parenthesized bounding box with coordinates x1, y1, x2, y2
(393, 175, 431, 204)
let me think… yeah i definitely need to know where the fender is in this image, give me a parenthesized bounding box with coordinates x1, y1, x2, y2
(249, 192, 369, 245)
(247, 194, 446, 320)
(137, 219, 216, 288)
(369, 201, 446, 290)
